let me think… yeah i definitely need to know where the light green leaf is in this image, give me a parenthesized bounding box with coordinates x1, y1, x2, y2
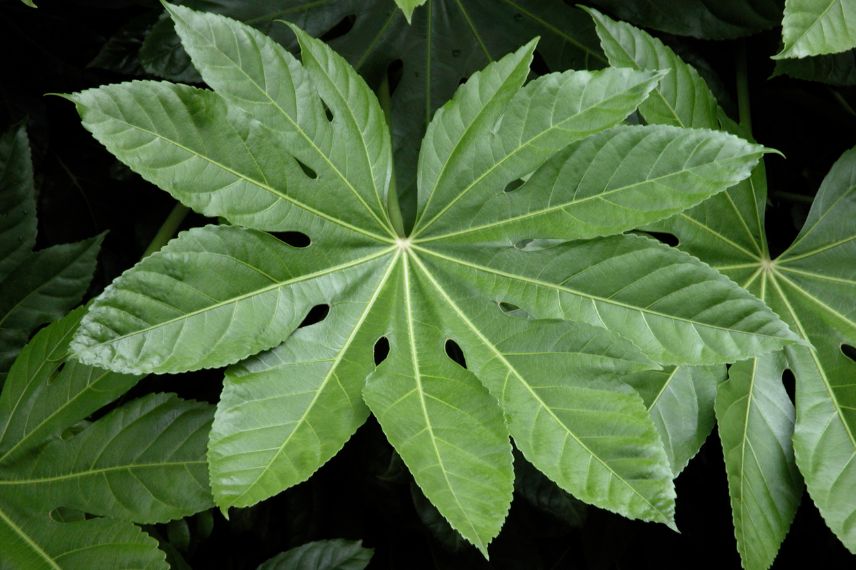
(394, 0, 427, 23)
(716, 353, 802, 570)
(626, 364, 724, 476)
(209, 253, 399, 510)
(0, 307, 142, 464)
(165, 3, 394, 238)
(363, 257, 514, 555)
(417, 235, 800, 365)
(71, 225, 393, 374)
(775, 0, 856, 59)
(0, 499, 167, 570)
(417, 125, 767, 244)
(0, 393, 213, 523)
(412, 67, 665, 237)
(67, 6, 802, 555)
(585, 7, 720, 129)
(408, 266, 676, 526)
(257, 538, 373, 570)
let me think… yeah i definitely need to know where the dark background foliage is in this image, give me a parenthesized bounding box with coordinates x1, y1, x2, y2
(1, 0, 854, 567)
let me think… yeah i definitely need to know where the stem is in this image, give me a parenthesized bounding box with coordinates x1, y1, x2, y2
(378, 73, 406, 236)
(736, 42, 752, 133)
(142, 203, 190, 258)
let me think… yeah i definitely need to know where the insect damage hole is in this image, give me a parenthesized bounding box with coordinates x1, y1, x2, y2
(444, 339, 467, 369)
(504, 178, 525, 193)
(842, 344, 856, 363)
(296, 158, 318, 179)
(374, 336, 390, 365)
(299, 304, 330, 328)
(643, 230, 679, 247)
(271, 231, 311, 248)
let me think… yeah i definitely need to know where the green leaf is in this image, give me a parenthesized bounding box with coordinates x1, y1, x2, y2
(0, 499, 167, 570)
(71, 225, 393, 374)
(0, 393, 213, 523)
(0, 125, 103, 383)
(257, 539, 373, 570)
(587, 0, 783, 39)
(394, 0, 427, 23)
(0, 125, 36, 277)
(363, 257, 514, 554)
(585, 7, 721, 129)
(514, 453, 587, 527)
(716, 353, 803, 570)
(626, 364, 724, 476)
(0, 307, 142, 464)
(416, 125, 768, 243)
(775, 0, 856, 59)
(68, 6, 801, 555)
(411, 67, 666, 237)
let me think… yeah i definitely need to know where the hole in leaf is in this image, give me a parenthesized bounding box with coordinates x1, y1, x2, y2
(374, 336, 390, 365)
(644, 231, 679, 247)
(272, 231, 311, 248)
(320, 99, 334, 122)
(386, 59, 404, 96)
(299, 304, 330, 328)
(318, 14, 356, 42)
(60, 420, 89, 441)
(47, 361, 66, 384)
(49, 507, 87, 523)
(444, 339, 467, 369)
(782, 368, 796, 404)
(504, 178, 525, 193)
(513, 238, 565, 252)
(498, 301, 530, 319)
(842, 344, 856, 363)
(296, 158, 318, 179)
(458, 76, 468, 86)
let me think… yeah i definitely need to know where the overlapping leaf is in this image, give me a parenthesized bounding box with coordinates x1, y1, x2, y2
(0, 125, 102, 384)
(257, 538, 373, 570)
(775, 0, 856, 59)
(67, 4, 800, 555)
(590, 9, 855, 565)
(0, 308, 214, 569)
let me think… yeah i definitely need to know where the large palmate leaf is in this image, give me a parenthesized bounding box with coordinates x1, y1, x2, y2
(775, 0, 856, 59)
(589, 9, 854, 565)
(0, 125, 103, 385)
(0, 308, 214, 569)
(129, 0, 605, 224)
(68, 4, 800, 554)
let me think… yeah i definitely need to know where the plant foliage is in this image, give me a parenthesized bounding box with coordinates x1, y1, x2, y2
(62, 3, 804, 555)
(0, 125, 103, 384)
(0, 308, 214, 569)
(588, 8, 856, 568)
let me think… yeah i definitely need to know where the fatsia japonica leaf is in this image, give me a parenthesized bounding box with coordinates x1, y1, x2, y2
(0, 309, 214, 569)
(257, 539, 373, 570)
(595, 12, 853, 565)
(0, 125, 103, 384)
(68, 4, 800, 554)
(138, 0, 606, 223)
(775, 0, 856, 59)
(625, 364, 725, 476)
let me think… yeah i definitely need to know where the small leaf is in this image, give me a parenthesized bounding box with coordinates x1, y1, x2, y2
(626, 364, 724, 476)
(775, 0, 856, 59)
